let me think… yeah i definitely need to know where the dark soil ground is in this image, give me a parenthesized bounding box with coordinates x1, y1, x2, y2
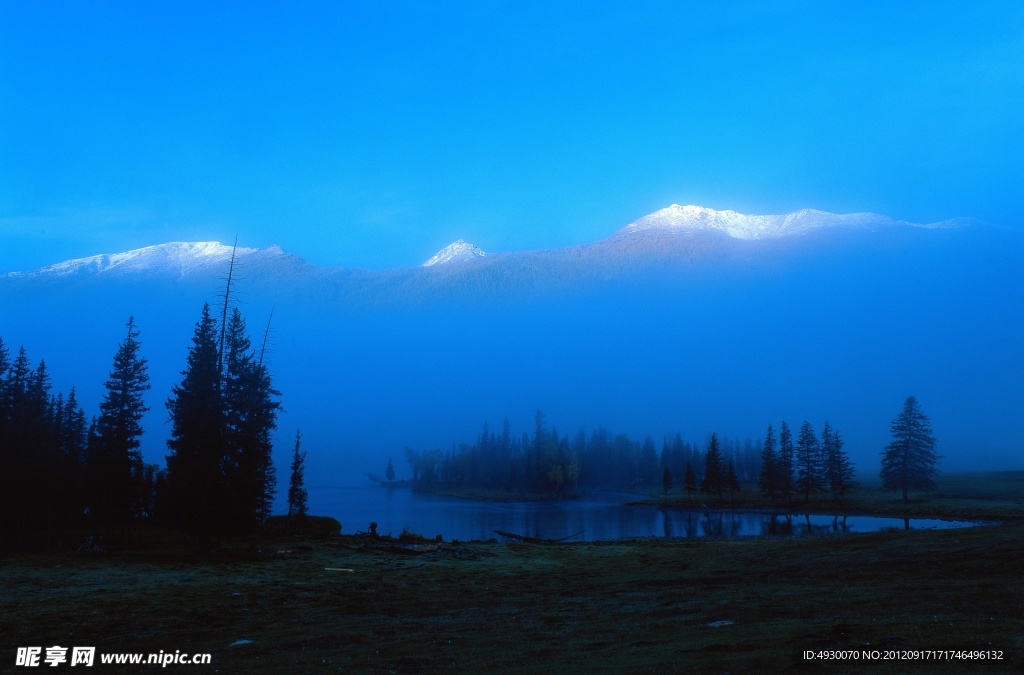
(3, 472, 1022, 673)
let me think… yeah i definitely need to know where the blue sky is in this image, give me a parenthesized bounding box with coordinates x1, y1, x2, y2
(2, 1, 1022, 271)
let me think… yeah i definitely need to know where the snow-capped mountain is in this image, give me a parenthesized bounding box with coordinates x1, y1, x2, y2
(619, 204, 961, 240)
(4, 241, 295, 279)
(422, 239, 486, 267)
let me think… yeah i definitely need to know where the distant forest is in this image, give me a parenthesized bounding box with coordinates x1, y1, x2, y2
(400, 412, 859, 503)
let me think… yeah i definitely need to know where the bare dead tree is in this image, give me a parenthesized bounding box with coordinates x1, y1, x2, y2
(259, 306, 275, 367)
(217, 237, 239, 373)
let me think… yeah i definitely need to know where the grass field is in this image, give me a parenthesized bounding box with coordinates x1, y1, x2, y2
(2, 471, 1022, 673)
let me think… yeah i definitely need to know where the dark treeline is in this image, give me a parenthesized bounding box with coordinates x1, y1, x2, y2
(0, 287, 285, 548)
(0, 336, 95, 540)
(402, 412, 865, 503)
(0, 322, 158, 544)
(403, 410, 765, 497)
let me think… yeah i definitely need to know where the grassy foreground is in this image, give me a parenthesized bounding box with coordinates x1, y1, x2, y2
(2, 520, 1021, 673)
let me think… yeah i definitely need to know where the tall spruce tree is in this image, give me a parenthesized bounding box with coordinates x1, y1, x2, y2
(27, 358, 59, 532)
(0, 339, 12, 534)
(758, 423, 778, 501)
(700, 432, 724, 500)
(777, 421, 794, 502)
(87, 317, 151, 532)
(821, 422, 857, 500)
(0, 337, 8, 444)
(288, 429, 308, 519)
(683, 461, 697, 504)
(726, 458, 741, 501)
(795, 420, 823, 502)
(165, 304, 224, 542)
(223, 308, 280, 533)
(54, 387, 88, 528)
(880, 396, 940, 501)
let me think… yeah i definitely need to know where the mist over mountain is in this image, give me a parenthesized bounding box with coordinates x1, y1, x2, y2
(2, 206, 1021, 495)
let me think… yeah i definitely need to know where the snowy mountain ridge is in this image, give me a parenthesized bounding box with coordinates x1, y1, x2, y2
(621, 204, 962, 240)
(4, 205, 979, 278)
(5, 241, 281, 278)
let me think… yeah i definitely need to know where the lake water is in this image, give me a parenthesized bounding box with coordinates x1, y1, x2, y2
(309, 486, 987, 541)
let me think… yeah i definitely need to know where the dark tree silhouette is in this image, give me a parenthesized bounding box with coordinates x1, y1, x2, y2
(385, 457, 396, 483)
(223, 308, 280, 532)
(165, 304, 224, 543)
(87, 317, 150, 532)
(288, 429, 308, 519)
(165, 298, 281, 542)
(0, 337, 8, 445)
(726, 459, 741, 501)
(795, 421, 823, 502)
(777, 420, 794, 502)
(700, 433, 724, 500)
(821, 421, 857, 501)
(1, 349, 60, 535)
(880, 396, 940, 501)
(54, 387, 88, 526)
(2, 349, 35, 534)
(683, 461, 697, 504)
(758, 423, 778, 502)
(638, 435, 659, 486)
(662, 465, 673, 496)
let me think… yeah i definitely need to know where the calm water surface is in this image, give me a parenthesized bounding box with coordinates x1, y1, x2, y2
(310, 485, 986, 542)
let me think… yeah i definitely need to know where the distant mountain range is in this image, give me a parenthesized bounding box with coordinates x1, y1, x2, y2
(2, 204, 993, 302)
(1, 204, 1020, 483)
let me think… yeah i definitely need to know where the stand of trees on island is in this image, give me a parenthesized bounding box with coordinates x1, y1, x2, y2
(400, 405, 940, 505)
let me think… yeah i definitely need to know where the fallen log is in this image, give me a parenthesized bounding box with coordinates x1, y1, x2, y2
(360, 542, 441, 555)
(493, 530, 583, 544)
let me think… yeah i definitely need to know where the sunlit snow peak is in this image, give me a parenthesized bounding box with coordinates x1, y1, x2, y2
(15, 241, 264, 277)
(422, 239, 486, 267)
(623, 204, 928, 240)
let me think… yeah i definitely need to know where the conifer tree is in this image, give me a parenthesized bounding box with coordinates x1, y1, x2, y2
(777, 420, 794, 502)
(821, 422, 857, 500)
(88, 317, 151, 532)
(27, 358, 59, 531)
(0, 347, 52, 535)
(0, 337, 8, 443)
(165, 303, 223, 542)
(795, 420, 823, 502)
(662, 465, 673, 496)
(288, 429, 308, 519)
(683, 461, 697, 504)
(726, 458, 741, 501)
(223, 308, 279, 532)
(700, 433, 724, 500)
(880, 396, 939, 501)
(56, 387, 89, 526)
(758, 423, 778, 501)
(0, 339, 13, 533)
